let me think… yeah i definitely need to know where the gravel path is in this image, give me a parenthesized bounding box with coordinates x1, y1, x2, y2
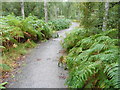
(8, 22, 79, 88)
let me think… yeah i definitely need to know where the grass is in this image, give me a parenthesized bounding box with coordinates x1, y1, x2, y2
(0, 41, 37, 89)
(1, 41, 37, 72)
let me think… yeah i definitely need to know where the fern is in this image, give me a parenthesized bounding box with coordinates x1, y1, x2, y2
(67, 61, 101, 88)
(1, 14, 54, 73)
(63, 28, 119, 88)
(104, 63, 119, 88)
(80, 37, 93, 50)
(49, 19, 71, 31)
(63, 28, 100, 51)
(1, 14, 53, 48)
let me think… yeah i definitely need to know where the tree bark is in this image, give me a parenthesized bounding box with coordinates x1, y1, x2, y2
(54, 5, 57, 19)
(21, 0, 25, 19)
(102, 2, 109, 31)
(44, 0, 48, 22)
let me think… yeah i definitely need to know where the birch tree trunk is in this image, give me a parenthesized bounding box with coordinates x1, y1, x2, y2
(21, 0, 25, 19)
(44, 0, 48, 22)
(54, 5, 57, 19)
(102, 2, 109, 31)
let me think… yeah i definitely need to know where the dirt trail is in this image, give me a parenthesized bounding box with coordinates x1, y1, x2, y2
(8, 22, 79, 88)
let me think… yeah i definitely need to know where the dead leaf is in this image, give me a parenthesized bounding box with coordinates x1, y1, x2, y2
(59, 50, 66, 53)
(37, 59, 41, 61)
(58, 75, 67, 79)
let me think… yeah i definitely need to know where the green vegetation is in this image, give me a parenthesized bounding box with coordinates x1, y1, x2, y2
(0, 14, 71, 73)
(1, 1, 119, 89)
(62, 2, 119, 88)
(0, 82, 8, 89)
(63, 28, 119, 88)
(63, 28, 101, 51)
(0, 14, 52, 72)
(49, 19, 71, 31)
(0, 14, 52, 44)
(1, 41, 36, 71)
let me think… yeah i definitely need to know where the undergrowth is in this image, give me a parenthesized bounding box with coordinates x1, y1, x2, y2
(62, 28, 119, 88)
(0, 14, 52, 73)
(49, 19, 71, 31)
(1, 41, 36, 72)
(0, 14, 71, 79)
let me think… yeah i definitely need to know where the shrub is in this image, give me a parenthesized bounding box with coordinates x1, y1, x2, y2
(49, 19, 71, 31)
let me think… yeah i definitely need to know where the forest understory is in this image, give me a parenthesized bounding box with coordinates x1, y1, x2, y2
(0, 1, 120, 89)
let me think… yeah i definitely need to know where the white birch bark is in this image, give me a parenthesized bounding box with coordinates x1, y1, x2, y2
(102, 2, 109, 31)
(21, 0, 25, 19)
(44, 0, 48, 22)
(54, 5, 57, 19)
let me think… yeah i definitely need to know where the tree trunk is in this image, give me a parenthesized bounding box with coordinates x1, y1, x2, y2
(61, 10, 62, 16)
(21, 0, 25, 19)
(54, 5, 57, 19)
(44, 0, 48, 22)
(102, 2, 109, 31)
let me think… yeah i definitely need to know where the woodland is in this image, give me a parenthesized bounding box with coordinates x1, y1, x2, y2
(0, 1, 119, 88)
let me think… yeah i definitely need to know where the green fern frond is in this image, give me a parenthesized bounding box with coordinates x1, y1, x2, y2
(80, 37, 93, 50)
(67, 61, 101, 88)
(63, 28, 119, 88)
(104, 63, 119, 88)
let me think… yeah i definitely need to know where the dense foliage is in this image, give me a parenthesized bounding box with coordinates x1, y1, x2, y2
(62, 28, 119, 88)
(0, 14, 53, 72)
(2, 2, 119, 27)
(62, 2, 119, 88)
(0, 14, 52, 49)
(63, 28, 101, 51)
(1, 1, 119, 88)
(49, 19, 71, 31)
(0, 14, 71, 72)
(2, 2, 79, 20)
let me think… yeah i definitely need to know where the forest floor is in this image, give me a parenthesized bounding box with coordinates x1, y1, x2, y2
(7, 22, 79, 88)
